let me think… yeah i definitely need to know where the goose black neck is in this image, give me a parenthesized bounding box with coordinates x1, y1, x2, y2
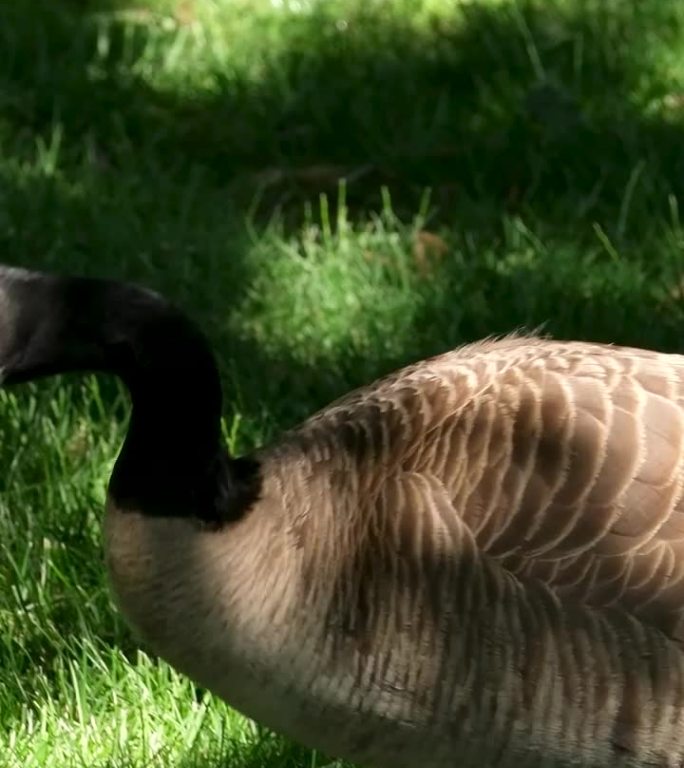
(0, 267, 258, 525)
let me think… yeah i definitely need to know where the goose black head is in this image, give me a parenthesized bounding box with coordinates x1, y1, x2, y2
(0, 265, 260, 526)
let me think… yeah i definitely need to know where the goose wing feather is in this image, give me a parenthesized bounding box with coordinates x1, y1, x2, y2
(290, 336, 684, 643)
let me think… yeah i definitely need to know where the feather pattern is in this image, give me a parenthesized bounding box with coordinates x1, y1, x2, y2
(104, 335, 684, 766)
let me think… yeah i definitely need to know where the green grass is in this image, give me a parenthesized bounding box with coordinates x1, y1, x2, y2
(2, 0, 684, 765)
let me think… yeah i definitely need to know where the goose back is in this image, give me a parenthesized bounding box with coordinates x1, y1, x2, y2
(106, 335, 684, 768)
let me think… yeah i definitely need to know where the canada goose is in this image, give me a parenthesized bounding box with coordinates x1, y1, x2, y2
(4, 264, 684, 767)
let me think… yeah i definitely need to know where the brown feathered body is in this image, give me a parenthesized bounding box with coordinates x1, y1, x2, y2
(105, 337, 684, 767)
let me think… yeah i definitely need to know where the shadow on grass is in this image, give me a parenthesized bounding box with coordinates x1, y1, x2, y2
(1, 0, 683, 346)
(4, 1, 684, 218)
(172, 740, 344, 768)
